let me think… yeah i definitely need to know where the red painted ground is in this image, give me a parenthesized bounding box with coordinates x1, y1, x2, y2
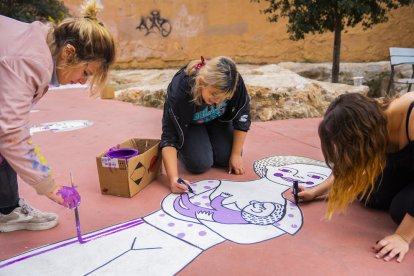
(0, 87, 412, 275)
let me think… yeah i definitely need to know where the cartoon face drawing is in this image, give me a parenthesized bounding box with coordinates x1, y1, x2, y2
(266, 163, 331, 188)
(241, 201, 285, 225)
(243, 201, 280, 217)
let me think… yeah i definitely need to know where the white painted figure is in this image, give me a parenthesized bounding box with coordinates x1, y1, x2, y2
(0, 156, 331, 275)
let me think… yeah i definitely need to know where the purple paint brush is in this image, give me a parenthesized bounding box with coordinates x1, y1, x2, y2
(70, 172, 86, 244)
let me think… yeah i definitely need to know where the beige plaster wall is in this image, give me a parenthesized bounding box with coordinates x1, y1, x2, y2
(64, 0, 414, 68)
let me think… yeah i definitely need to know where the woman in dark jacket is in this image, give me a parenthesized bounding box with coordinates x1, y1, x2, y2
(161, 56, 251, 193)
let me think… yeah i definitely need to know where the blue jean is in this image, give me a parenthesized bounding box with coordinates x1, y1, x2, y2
(0, 158, 19, 208)
(178, 120, 233, 174)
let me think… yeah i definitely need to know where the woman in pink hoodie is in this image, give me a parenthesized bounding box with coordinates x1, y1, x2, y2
(0, 0, 115, 232)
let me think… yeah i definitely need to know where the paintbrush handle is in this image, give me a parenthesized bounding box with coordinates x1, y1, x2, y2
(70, 172, 85, 244)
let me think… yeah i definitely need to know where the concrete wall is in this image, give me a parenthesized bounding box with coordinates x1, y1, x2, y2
(64, 0, 414, 68)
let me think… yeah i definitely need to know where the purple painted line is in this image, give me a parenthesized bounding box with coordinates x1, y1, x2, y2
(81, 220, 144, 242)
(81, 219, 143, 241)
(82, 221, 144, 243)
(0, 219, 144, 269)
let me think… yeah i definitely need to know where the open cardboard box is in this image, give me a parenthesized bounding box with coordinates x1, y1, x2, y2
(96, 138, 162, 198)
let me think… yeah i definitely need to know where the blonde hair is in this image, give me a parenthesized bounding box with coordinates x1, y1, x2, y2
(318, 93, 388, 219)
(47, 0, 115, 92)
(185, 56, 239, 105)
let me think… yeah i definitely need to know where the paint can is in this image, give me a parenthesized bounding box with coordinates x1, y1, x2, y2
(106, 148, 139, 160)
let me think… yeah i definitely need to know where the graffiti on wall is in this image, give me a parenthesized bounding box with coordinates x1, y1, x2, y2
(136, 10, 172, 37)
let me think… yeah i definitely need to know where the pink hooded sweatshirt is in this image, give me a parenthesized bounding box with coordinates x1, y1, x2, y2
(0, 15, 57, 195)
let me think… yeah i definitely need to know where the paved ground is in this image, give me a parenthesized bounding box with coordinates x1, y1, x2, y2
(0, 87, 413, 275)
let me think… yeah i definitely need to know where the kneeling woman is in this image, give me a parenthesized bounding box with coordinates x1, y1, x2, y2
(299, 92, 414, 263)
(161, 56, 251, 193)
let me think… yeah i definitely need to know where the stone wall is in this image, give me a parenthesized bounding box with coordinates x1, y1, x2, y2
(64, 0, 414, 68)
(112, 64, 369, 121)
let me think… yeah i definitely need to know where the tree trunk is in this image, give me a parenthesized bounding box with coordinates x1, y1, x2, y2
(331, 15, 342, 83)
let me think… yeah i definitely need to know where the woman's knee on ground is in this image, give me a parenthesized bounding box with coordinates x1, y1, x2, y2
(179, 153, 213, 174)
(184, 159, 213, 174)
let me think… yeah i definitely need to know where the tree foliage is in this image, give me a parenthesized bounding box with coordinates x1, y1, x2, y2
(0, 0, 69, 23)
(253, 0, 414, 82)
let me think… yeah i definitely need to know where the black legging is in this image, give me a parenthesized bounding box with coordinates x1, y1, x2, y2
(362, 144, 414, 224)
(178, 119, 233, 174)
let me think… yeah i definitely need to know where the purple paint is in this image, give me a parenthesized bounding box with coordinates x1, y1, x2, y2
(81, 219, 143, 241)
(106, 148, 139, 160)
(0, 219, 144, 269)
(80, 220, 143, 242)
(56, 186, 81, 209)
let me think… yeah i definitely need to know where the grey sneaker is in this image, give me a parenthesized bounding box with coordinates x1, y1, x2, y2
(0, 198, 58, 232)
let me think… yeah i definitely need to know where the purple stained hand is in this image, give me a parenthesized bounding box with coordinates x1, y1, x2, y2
(56, 186, 81, 209)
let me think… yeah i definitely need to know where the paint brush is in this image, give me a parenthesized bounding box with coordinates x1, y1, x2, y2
(177, 177, 194, 193)
(293, 180, 299, 204)
(70, 172, 85, 244)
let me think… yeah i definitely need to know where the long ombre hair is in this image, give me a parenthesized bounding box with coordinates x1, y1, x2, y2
(318, 93, 388, 219)
(184, 56, 239, 105)
(47, 0, 115, 92)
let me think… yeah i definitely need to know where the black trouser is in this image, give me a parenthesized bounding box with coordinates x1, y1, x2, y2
(362, 153, 414, 224)
(0, 158, 19, 208)
(178, 120, 233, 174)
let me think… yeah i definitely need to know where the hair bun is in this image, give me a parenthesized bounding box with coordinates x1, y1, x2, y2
(81, 0, 102, 21)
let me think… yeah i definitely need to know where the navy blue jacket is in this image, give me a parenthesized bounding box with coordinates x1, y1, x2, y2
(160, 67, 251, 150)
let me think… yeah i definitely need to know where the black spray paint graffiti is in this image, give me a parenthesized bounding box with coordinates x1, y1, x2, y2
(136, 10, 172, 37)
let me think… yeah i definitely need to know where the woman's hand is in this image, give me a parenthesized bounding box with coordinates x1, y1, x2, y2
(46, 185, 81, 209)
(170, 177, 190, 194)
(229, 154, 245, 175)
(372, 234, 410, 263)
(297, 185, 318, 202)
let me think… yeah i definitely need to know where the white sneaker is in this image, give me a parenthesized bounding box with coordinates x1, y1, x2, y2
(0, 198, 58, 232)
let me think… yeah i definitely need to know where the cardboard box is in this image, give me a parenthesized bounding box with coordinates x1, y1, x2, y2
(96, 138, 162, 197)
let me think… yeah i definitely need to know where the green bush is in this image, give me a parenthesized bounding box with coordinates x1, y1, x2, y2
(0, 0, 69, 23)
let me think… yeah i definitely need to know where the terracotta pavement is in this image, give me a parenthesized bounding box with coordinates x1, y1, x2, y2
(0, 87, 412, 275)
